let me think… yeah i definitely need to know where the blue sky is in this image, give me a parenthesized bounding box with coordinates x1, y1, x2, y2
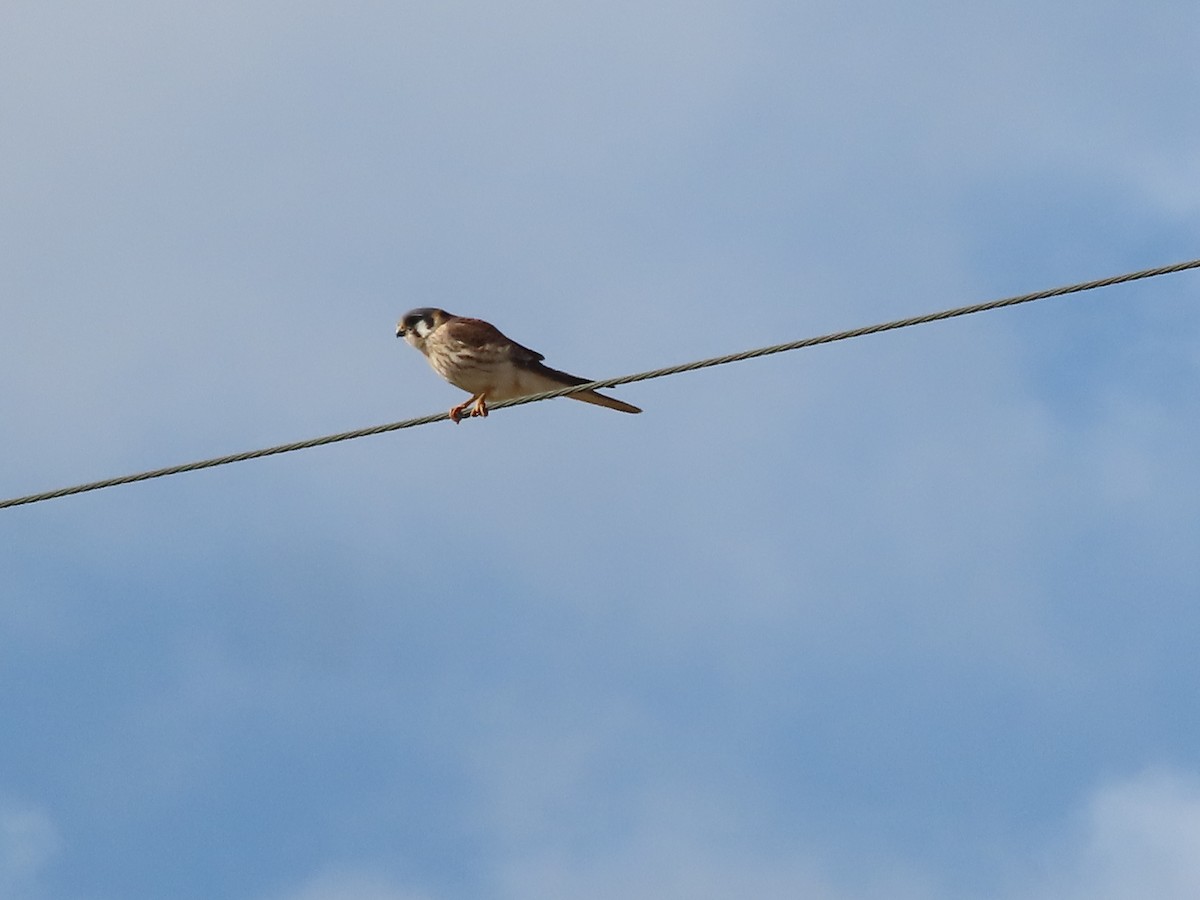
(3, 2, 1199, 898)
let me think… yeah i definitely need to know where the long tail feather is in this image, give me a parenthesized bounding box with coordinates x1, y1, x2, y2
(568, 390, 642, 414)
(528, 362, 642, 414)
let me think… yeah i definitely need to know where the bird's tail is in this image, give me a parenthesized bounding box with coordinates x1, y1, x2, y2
(533, 362, 642, 414)
(569, 390, 642, 414)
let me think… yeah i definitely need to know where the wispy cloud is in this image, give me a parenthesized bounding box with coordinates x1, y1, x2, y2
(0, 801, 59, 900)
(1023, 769, 1200, 900)
(267, 869, 432, 900)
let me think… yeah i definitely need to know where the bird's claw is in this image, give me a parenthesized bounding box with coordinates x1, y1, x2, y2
(449, 396, 487, 424)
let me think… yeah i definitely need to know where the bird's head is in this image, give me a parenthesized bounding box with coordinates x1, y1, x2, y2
(396, 308, 452, 351)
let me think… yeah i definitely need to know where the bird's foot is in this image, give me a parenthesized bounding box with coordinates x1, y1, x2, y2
(449, 395, 487, 423)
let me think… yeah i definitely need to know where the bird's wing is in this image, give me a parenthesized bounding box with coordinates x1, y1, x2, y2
(443, 317, 545, 363)
(520, 359, 590, 387)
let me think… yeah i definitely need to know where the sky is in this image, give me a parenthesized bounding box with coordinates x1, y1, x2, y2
(2, 2, 1199, 898)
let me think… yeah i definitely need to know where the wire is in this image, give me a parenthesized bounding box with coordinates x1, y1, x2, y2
(3, 257, 1198, 510)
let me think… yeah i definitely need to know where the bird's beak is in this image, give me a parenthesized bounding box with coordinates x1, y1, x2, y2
(395, 325, 405, 338)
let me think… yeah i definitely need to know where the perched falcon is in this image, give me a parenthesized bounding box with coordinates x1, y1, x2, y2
(396, 308, 642, 423)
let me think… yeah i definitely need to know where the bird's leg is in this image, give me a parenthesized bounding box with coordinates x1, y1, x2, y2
(449, 397, 476, 424)
(448, 393, 487, 424)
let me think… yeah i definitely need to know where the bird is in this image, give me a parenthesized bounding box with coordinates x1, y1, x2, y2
(395, 308, 642, 423)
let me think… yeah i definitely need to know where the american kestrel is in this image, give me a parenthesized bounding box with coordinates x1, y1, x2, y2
(395, 308, 642, 423)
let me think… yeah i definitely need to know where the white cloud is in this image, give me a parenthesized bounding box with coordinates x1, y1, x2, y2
(0, 802, 59, 900)
(491, 781, 937, 900)
(265, 869, 432, 900)
(1023, 769, 1200, 900)
(492, 770, 1200, 900)
(500, 849, 904, 900)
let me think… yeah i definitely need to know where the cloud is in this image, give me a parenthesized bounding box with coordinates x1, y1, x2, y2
(265, 870, 432, 900)
(0, 801, 59, 900)
(1024, 769, 1200, 900)
(494, 769, 1200, 900)
(220, 770, 1200, 900)
(494, 803, 933, 900)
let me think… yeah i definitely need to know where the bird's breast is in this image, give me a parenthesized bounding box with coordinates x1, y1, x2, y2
(425, 337, 508, 394)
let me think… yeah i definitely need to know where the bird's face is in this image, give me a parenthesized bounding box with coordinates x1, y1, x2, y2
(396, 308, 451, 352)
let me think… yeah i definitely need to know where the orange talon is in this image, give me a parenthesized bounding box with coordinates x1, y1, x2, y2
(449, 394, 487, 424)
